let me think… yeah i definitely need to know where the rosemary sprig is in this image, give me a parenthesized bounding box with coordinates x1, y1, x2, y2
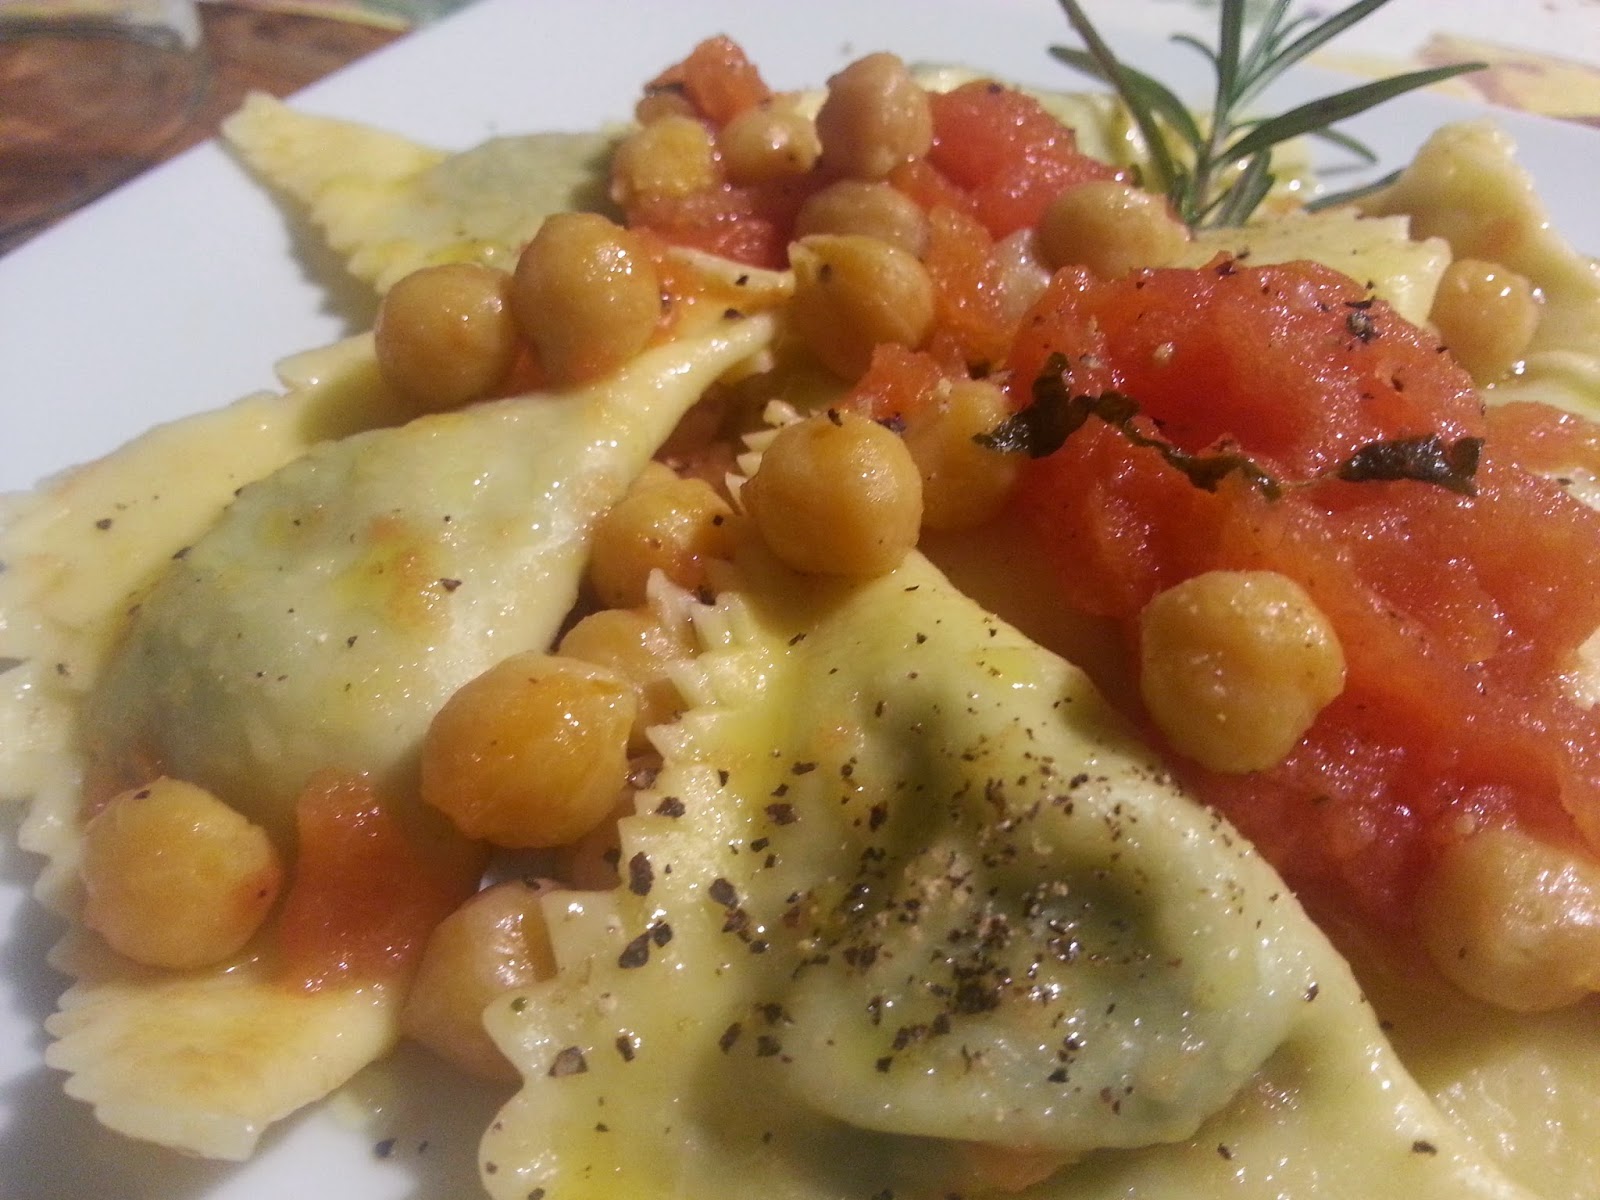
(1051, 0, 1485, 228)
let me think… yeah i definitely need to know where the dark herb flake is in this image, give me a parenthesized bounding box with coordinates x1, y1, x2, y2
(618, 931, 654, 969)
(628, 852, 654, 896)
(978, 354, 1281, 497)
(1337, 434, 1482, 496)
(548, 1046, 588, 1077)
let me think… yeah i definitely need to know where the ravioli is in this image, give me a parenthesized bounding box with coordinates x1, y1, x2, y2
(224, 92, 622, 292)
(46, 929, 397, 1162)
(83, 315, 774, 844)
(1176, 207, 1450, 325)
(1342, 930, 1600, 1200)
(480, 549, 1532, 1200)
(4, 315, 773, 1162)
(0, 336, 409, 908)
(1360, 119, 1600, 419)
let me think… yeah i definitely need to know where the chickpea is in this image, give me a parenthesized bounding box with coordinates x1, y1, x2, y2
(373, 263, 519, 413)
(80, 778, 283, 970)
(1037, 181, 1190, 278)
(903, 379, 1020, 531)
(635, 87, 697, 125)
(794, 180, 930, 258)
(946, 1143, 1074, 1196)
(587, 466, 737, 609)
(400, 880, 558, 1082)
(558, 606, 690, 749)
(610, 113, 719, 208)
(814, 52, 933, 181)
(556, 794, 635, 890)
(1430, 257, 1541, 384)
(1417, 827, 1600, 1012)
(510, 213, 661, 387)
(788, 234, 936, 379)
(718, 101, 822, 186)
(421, 653, 636, 848)
(1138, 570, 1346, 773)
(743, 410, 922, 577)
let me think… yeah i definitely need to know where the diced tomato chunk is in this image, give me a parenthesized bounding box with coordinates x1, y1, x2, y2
(888, 158, 974, 219)
(1489, 398, 1600, 478)
(276, 772, 485, 991)
(627, 179, 817, 270)
(917, 206, 1003, 374)
(843, 343, 947, 423)
(644, 35, 771, 125)
(927, 81, 1124, 236)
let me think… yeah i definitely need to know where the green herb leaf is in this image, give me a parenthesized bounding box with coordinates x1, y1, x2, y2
(1050, 45, 1207, 151)
(1305, 125, 1378, 164)
(1235, 0, 1294, 86)
(1253, 0, 1391, 97)
(1305, 166, 1403, 212)
(1224, 63, 1488, 163)
(1214, 0, 1245, 100)
(1208, 151, 1274, 227)
(1049, 10, 1188, 196)
(1170, 33, 1221, 73)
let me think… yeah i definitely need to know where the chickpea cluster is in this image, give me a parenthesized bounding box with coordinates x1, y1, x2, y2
(373, 210, 664, 409)
(401, 486, 728, 1074)
(372, 44, 1208, 593)
(605, 46, 1206, 584)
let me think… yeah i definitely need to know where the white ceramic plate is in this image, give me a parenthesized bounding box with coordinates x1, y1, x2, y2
(2, 1, 1597, 1195)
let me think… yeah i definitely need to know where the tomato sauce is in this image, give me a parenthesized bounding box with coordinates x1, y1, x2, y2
(624, 179, 815, 272)
(275, 771, 485, 991)
(1005, 263, 1600, 933)
(627, 37, 1600, 942)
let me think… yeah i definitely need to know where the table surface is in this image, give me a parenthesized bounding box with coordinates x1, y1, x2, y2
(0, 1, 406, 253)
(2, 0, 1598, 258)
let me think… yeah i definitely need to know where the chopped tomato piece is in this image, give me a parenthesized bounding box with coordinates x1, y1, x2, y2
(888, 158, 974, 220)
(843, 343, 947, 423)
(626, 179, 816, 270)
(644, 35, 771, 125)
(920, 205, 1017, 374)
(1489, 398, 1600, 479)
(276, 771, 485, 991)
(927, 81, 1124, 236)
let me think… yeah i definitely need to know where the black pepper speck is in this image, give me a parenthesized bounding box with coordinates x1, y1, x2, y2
(548, 1046, 588, 1077)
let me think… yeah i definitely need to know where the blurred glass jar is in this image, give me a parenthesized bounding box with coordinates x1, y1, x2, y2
(0, 0, 209, 253)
